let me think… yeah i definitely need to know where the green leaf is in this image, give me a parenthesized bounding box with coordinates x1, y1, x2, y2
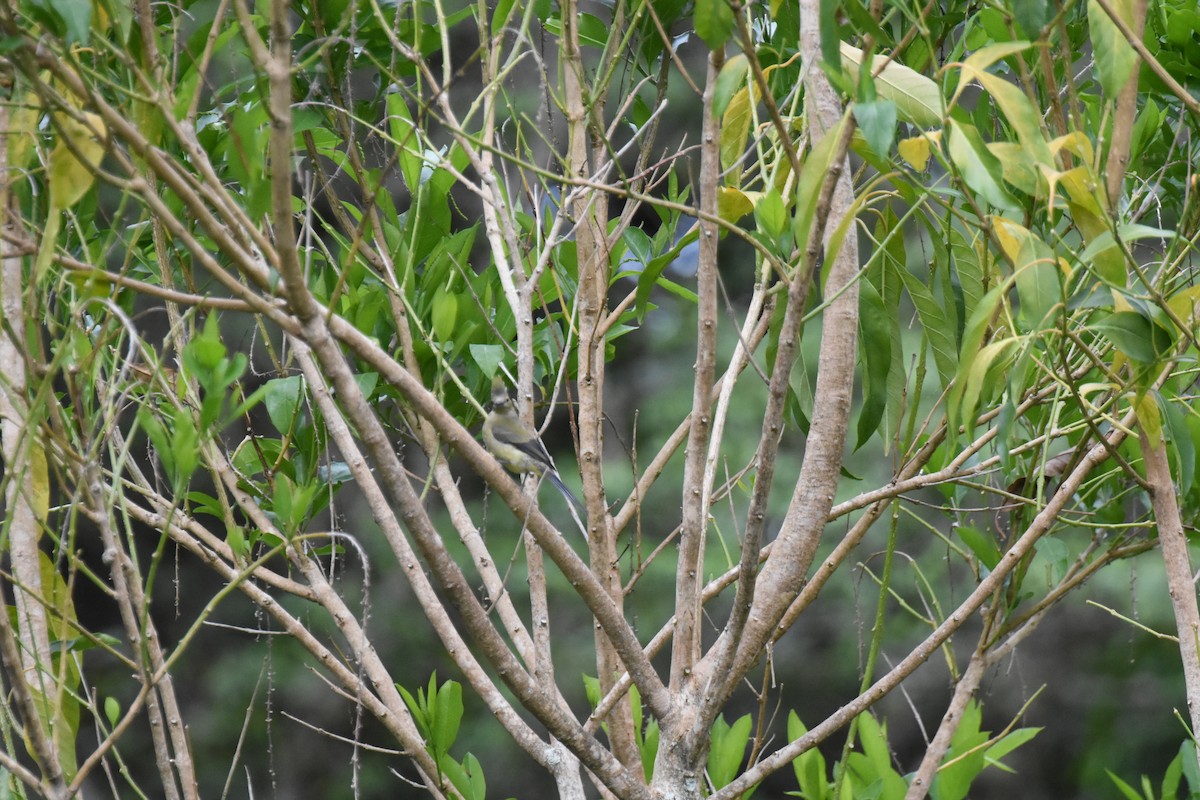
(469, 344, 505, 378)
(972, 71, 1054, 168)
(1106, 770, 1145, 800)
(934, 701, 989, 800)
(1010, 0, 1050, 36)
(264, 375, 304, 435)
(819, 0, 841, 70)
(853, 99, 897, 157)
(984, 726, 1041, 765)
(636, 227, 699, 319)
(956, 525, 1001, 570)
(707, 714, 752, 789)
(104, 696, 120, 728)
(1088, 0, 1138, 96)
(386, 92, 423, 192)
(1089, 310, 1160, 363)
(431, 288, 458, 342)
(1160, 745, 1183, 798)
(957, 339, 1015, 442)
(945, 282, 1003, 433)
(949, 227, 986, 323)
(45, 0, 92, 44)
(945, 120, 1020, 211)
(1013, 256, 1061, 331)
(788, 712, 829, 800)
(721, 84, 754, 178)
(695, 0, 735, 48)
(714, 54, 750, 119)
(856, 280, 893, 449)
(431, 680, 464, 758)
(1159, 392, 1194, 495)
(755, 188, 788, 239)
(897, 266, 959, 389)
(465, 753, 486, 800)
(793, 117, 850, 257)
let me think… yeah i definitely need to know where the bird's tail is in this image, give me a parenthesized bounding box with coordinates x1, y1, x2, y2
(545, 470, 588, 541)
(546, 469, 583, 511)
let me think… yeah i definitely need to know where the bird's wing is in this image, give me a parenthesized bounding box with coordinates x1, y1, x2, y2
(491, 423, 554, 467)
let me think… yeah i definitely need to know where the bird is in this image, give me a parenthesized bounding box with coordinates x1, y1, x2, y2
(481, 376, 584, 516)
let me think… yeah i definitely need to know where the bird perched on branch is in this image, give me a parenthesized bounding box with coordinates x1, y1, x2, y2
(482, 376, 584, 517)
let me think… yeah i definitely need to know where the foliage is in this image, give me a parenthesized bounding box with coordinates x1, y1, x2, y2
(0, 0, 1198, 796)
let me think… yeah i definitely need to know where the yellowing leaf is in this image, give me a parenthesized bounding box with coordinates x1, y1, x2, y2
(990, 216, 1028, 263)
(961, 41, 1034, 76)
(1168, 285, 1200, 327)
(1058, 166, 1106, 217)
(718, 186, 754, 222)
(840, 43, 942, 128)
(987, 141, 1039, 196)
(1049, 131, 1095, 164)
(31, 442, 49, 524)
(1134, 391, 1161, 449)
(8, 91, 41, 171)
(972, 72, 1055, 168)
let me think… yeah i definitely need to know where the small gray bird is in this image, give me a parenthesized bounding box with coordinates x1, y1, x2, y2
(481, 377, 583, 513)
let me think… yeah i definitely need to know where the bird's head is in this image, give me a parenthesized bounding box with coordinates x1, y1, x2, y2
(489, 376, 512, 411)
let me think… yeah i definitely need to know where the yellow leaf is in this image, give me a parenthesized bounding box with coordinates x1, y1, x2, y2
(49, 111, 106, 211)
(898, 135, 931, 170)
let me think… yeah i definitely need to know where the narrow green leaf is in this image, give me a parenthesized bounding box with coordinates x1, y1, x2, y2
(1159, 392, 1194, 495)
(1106, 770, 1146, 800)
(431, 680, 463, 758)
(958, 339, 1015, 441)
(897, 266, 960, 389)
(793, 117, 850, 257)
(714, 54, 750, 119)
(708, 714, 752, 789)
(386, 92, 423, 191)
(1088, 0, 1138, 96)
(984, 726, 1041, 764)
(949, 227, 986, 322)
(819, 0, 841, 70)
(856, 280, 893, 449)
(946, 120, 1021, 211)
